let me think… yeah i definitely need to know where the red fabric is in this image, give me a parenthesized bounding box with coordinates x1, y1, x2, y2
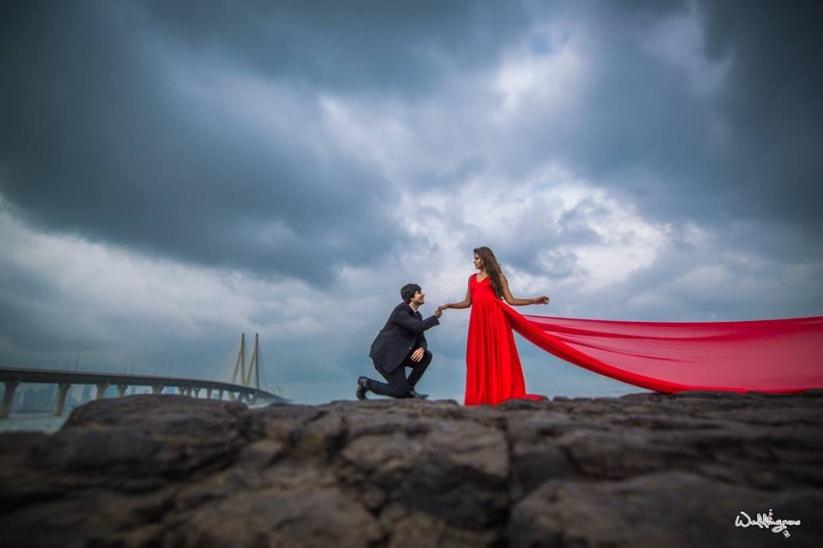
(464, 274, 546, 405)
(501, 304, 823, 394)
(465, 272, 823, 402)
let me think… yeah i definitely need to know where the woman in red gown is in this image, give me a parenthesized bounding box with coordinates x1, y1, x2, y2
(440, 247, 550, 405)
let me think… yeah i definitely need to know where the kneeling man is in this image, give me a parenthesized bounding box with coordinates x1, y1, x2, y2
(357, 283, 441, 400)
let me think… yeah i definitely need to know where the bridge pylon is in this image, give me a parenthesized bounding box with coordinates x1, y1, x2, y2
(230, 333, 262, 391)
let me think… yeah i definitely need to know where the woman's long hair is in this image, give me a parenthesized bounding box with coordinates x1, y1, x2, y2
(474, 246, 504, 298)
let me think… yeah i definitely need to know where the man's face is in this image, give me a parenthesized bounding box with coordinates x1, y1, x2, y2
(411, 290, 425, 306)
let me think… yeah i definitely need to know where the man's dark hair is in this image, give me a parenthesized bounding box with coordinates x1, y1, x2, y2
(400, 283, 422, 304)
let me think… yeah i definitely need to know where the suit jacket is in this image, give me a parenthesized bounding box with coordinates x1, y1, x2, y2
(369, 302, 440, 373)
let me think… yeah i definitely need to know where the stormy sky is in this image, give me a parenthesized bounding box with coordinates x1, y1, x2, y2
(2, 0, 822, 403)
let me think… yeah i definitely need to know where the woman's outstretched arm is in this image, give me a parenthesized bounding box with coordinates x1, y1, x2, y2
(500, 274, 550, 306)
(441, 286, 472, 310)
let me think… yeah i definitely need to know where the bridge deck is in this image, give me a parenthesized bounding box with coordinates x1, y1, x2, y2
(0, 366, 288, 418)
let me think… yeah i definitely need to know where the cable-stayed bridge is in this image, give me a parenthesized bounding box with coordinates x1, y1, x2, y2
(0, 333, 287, 418)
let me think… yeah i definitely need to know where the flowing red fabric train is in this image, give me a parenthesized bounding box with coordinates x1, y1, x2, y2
(497, 302, 823, 394)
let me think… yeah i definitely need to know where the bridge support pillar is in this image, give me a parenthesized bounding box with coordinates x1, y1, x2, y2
(95, 383, 109, 400)
(116, 384, 128, 397)
(192, 387, 200, 398)
(205, 388, 212, 399)
(151, 384, 164, 395)
(1, 380, 20, 418)
(53, 383, 71, 416)
(217, 389, 223, 400)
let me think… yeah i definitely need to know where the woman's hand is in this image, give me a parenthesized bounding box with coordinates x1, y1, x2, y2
(533, 296, 550, 305)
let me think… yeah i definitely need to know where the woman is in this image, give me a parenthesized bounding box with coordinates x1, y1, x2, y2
(439, 246, 550, 405)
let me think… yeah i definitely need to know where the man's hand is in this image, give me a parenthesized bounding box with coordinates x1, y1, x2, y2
(410, 347, 425, 362)
(435, 306, 443, 318)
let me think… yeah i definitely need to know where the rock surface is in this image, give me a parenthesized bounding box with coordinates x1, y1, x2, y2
(1, 391, 822, 547)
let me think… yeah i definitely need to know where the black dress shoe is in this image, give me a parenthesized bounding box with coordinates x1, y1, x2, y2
(409, 389, 429, 399)
(356, 376, 369, 400)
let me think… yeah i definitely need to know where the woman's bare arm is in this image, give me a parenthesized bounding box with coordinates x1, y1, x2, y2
(442, 286, 472, 310)
(501, 274, 550, 306)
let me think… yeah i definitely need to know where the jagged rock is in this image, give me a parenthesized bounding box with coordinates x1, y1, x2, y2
(38, 395, 250, 478)
(509, 470, 823, 547)
(166, 486, 383, 547)
(0, 391, 821, 547)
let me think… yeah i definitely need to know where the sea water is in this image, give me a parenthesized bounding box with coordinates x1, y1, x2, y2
(0, 412, 68, 433)
(0, 400, 276, 434)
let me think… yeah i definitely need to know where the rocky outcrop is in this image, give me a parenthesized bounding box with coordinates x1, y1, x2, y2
(1, 391, 822, 547)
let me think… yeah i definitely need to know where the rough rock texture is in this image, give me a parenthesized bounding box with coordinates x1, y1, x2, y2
(1, 391, 822, 547)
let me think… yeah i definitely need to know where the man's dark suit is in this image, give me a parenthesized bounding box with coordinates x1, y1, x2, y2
(367, 302, 439, 397)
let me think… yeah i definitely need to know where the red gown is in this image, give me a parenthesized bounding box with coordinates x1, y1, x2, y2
(464, 274, 546, 405)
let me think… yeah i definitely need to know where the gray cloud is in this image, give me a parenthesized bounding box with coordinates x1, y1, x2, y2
(139, 0, 530, 94)
(0, 1, 411, 285)
(597, 1, 821, 234)
(3, 0, 822, 277)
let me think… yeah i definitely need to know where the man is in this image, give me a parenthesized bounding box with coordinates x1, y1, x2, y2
(357, 283, 442, 400)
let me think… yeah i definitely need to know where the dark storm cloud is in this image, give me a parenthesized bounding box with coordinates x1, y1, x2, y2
(518, 0, 823, 242)
(2, 0, 455, 284)
(2, 0, 821, 285)
(139, 0, 530, 94)
(699, 0, 823, 229)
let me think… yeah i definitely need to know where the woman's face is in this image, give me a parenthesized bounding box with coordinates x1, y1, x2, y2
(473, 254, 483, 270)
